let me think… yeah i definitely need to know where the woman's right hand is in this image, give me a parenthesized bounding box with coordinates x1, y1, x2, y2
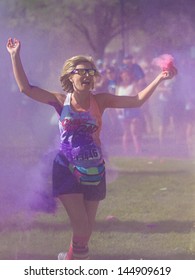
(6, 38, 20, 55)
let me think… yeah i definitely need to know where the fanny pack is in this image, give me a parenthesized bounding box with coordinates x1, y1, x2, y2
(69, 161, 105, 186)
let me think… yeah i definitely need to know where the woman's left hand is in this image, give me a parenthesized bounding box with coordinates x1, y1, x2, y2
(162, 66, 177, 80)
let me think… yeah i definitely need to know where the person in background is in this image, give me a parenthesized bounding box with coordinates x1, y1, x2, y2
(6, 37, 177, 260)
(156, 79, 175, 149)
(95, 66, 118, 94)
(122, 54, 153, 136)
(116, 68, 144, 154)
(122, 54, 146, 88)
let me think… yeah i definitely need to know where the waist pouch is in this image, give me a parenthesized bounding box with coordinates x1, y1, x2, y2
(69, 161, 105, 186)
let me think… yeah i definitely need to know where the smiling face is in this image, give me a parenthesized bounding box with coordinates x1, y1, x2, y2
(70, 62, 96, 93)
(60, 55, 99, 93)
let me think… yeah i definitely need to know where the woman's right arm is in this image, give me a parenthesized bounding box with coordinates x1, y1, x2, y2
(6, 38, 65, 107)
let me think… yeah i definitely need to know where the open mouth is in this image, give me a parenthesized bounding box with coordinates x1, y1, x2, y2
(82, 81, 90, 85)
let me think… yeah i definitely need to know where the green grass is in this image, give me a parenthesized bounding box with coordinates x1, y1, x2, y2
(0, 156, 195, 260)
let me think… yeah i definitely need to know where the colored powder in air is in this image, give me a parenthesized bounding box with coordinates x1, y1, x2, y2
(152, 54, 175, 71)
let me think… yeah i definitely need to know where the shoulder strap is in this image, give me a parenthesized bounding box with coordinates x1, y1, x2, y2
(59, 93, 71, 120)
(64, 92, 71, 105)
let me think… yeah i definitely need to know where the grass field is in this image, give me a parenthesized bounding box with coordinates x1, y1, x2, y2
(0, 152, 195, 260)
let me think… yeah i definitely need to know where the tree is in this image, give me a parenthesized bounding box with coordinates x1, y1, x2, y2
(3, 0, 195, 59)
(63, 0, 139, 59)
(3, 0, 140, 59)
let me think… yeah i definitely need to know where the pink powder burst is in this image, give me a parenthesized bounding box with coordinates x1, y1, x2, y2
(152, 54, 175, 71)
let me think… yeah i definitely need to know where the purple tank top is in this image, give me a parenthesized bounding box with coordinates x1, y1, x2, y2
(59, 93, 103, 168)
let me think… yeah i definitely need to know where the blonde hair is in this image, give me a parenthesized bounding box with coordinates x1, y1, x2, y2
(60, 55, 100, 92)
